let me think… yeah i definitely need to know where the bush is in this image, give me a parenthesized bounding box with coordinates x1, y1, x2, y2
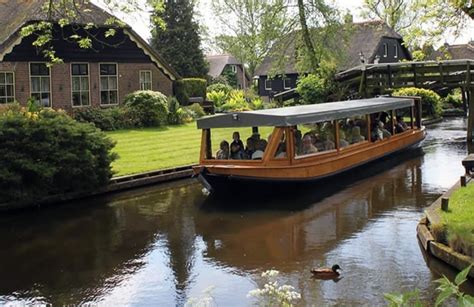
(185, 103, 206, 118)
(167, 97, 183, 125)
(174, 78, 207, 105)
(207, 83, 233, 95)
(251, 97, 264, 110)
(296, 74, 328, 104)
(221, 90, 252, 112)
(392, 87, 442, 118)
(207, 90, 228, 109)
(73, 107, 130, 131)
(0, 108, 116, 203)
(442, 92, 463, 109)
(124, 90, 169, 127)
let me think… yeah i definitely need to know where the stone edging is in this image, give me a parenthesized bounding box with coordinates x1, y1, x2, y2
(417, 180, 474, 277)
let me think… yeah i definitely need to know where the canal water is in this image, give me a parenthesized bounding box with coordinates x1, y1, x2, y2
(1, 118, 473, 306)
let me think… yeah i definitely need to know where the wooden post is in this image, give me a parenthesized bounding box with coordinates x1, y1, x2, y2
(413, 64, 418, 87)
(367, 114, 371, 142)
(387, 65, 392, 88)
(461, 87, 468, 115)
(441, 197, 449, 212)
(468, 87, 474, 142)
(461, 175, 467, 187)
(391, 110, 396, 135)
(334, 120, 340, 151)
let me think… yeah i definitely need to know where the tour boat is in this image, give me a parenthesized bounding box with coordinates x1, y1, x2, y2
(193, 96, 426, 193)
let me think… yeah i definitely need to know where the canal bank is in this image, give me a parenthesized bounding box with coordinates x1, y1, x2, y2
(1, 117, 473, 306)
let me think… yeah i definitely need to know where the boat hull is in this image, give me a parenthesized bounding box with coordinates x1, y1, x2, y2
(195, 128, 426, 194)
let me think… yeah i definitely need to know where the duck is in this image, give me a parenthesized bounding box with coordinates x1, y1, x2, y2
(310, 264, 342, 279)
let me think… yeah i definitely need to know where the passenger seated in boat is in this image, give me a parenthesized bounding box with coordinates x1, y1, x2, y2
(230, 131, 244, 154)
(301, 135, 318, 155)
(230, 142, 243, 159)
(395, 116, 408, 133)
(216, 140, 229, 160)
(351, 126, 365, 144)
(251, 139, 267, 160)
(244, 137, 256, 159)
(275, 142, 287, 158)
(371, 121, 383, 141)
(338, 131, 350, 148)
(380, 121, 392, 138)
(323, 133, 336, 150)
(294, 129, 303, 155)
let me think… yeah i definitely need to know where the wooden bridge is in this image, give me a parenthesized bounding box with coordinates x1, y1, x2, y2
(335, 59, 474, 140)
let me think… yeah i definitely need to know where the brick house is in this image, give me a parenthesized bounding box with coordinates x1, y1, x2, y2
(206, 54, 251, 89)
(0, 0, 179, 110)
(255, 21, 412, 101)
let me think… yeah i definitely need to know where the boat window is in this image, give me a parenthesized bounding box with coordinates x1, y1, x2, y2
(273, 129, 287, 159)
(337, 116, 368, 148)
(294, 121, 336, 157)
(204, 127, 273, 160)
(370, 111, 393, 142)
(394, 106, 414, 133)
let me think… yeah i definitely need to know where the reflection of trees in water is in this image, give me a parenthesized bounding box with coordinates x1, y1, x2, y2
(194, 153, 431, 272)
(0, 181, 202, 306)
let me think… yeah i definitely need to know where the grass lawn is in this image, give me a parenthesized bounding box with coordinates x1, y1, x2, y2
(106, 123, 273, 176)
(441, 184, 474, 258)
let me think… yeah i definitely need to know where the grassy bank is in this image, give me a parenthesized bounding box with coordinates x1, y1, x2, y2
(441, 183, 474, 258)
(107, 123, 272, 176)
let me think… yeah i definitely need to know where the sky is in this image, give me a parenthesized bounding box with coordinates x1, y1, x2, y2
(110, 0, 473, 50)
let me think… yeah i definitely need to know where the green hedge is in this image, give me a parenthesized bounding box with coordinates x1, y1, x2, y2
(296, 74, 329, 104)
(393, 87, 442, 118)
(0, 108, 116, 203)
(174, 78, 207, 105)
(124, 90, 169, 127)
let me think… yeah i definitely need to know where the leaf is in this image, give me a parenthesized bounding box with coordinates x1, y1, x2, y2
(455, 265, 473, 286)
(384, 293, 403, 305)
(458, 295, 474, 307)
(435, 287, 455, 306)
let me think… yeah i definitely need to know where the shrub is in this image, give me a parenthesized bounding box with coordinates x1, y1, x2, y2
(124, 90, 169, 127)
(167, 97, 183, 125)
(207, 83, 233, 95)
(392, 87, 442, 118)
(251, 97, 265, 110)
(73, 107, 129, 131)
(174, 78, 207, 105)
(185, 103, 205, 118)
(296, 74, 328, 104)
(207, 90, 228, 110)
(442, 92, 463, 109)
(221, 90, 252, 112)
(0, 108, 116, 203)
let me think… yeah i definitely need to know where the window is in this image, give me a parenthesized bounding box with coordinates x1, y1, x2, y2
(265, 79, 272, 90)
(294, 121, 336, 157)
(283, 78, 291, 89)
(140, 70, 152, 91)
(231, 65, 237, 73)
(100, 63, 118, 105)
(394, 45, 398, 58)
(0, 72, 14, 103)
(30, 63, 51, 107)
(383, 43, 388, 57)
(71, 63, 90, 107)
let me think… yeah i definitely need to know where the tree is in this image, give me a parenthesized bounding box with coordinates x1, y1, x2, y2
(361, 0, 472, 49)
(150, 0, 209, 78)
(211, 0, 294, 77)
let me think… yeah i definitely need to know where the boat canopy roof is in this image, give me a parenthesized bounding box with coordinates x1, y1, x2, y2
(197, 97, 414, 129)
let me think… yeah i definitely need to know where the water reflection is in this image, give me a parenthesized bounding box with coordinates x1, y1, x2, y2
(0, 118, 472, 306)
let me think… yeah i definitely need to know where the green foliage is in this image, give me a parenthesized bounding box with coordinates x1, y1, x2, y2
(392, 87, 442, 118)
(207, 83, 233, 95)
(0, 108, 116, 203)
(207, 90, 228, 110)
(442, 92, 463, 109)
(384, 289, 422, 307)
(434, 265, 474, 306)
(124, 90, 169, 127)
(296, 74, 328, 104)
(247, 270, 301, 307)
(185, 103, 206, 118)
(174, 78, 207, 105)
(150, 0, 209, 77)
(167, 97, 183, 125)
(251, 97, 265, 110)
(221, 90, 252, 112)
(221, 66, 238, 88)
(73, 107, 130, 131)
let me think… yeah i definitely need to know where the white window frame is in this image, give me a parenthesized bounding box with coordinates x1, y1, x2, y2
(394, 45, 398, 58)
(71, 63, 91, 108)
(29, 62, 52, 108)
(139, 70, 153, 91)
(231, 65, 237, 73)
(383, 43, 388, 57)
(265, 79, 272, 90)
(99, 62, 119, 106)
(0, 71, 15, 103)
(283, 78, 291, 90)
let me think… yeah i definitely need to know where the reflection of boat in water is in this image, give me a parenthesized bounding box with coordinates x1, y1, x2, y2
(193, 97, 426, 193)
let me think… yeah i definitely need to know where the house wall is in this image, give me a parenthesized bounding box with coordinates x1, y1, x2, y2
(375, 38, 411, 63)
(257, 74, 299, 98)
(0, 61, 173, 112)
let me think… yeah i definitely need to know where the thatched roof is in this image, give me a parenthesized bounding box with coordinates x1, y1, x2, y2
(430, 42, 474, 60)
(0, 0, 180, 80)
(206, 54, 241, 78)
(255, 20, 407, 76)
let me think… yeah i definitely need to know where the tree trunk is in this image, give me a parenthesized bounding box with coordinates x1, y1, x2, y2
(297, 0, 319, 73)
